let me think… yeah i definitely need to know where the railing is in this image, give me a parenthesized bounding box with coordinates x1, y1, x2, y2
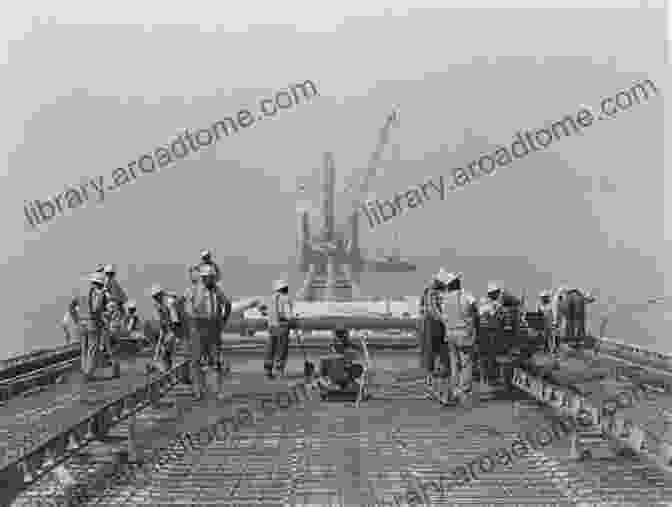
(0, 360, 190, 506)
(512, 367, 672, 478)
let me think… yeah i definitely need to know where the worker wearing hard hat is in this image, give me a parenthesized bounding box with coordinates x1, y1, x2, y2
(439, 272, 476, 404)
(103, 301, 123, 375)
(196, 250, 222, 283)
(537, 290, 556, 353)
(103, 265, 128, 317)
(419, 269, 451, 386)
(556, 286, 596, 345)
(148, 285, 181, 374)
(184, 264, 232, 399)
(265, 280, 294, 379)
(62, 297, 81, 345)
(477, 293, 499, 388)
(123, 300, 145, 349)
(82, 272, 109, 380)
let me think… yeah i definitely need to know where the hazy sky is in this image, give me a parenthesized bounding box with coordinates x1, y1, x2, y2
(1, 1, 668, 355)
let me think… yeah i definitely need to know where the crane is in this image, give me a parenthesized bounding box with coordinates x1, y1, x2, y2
(341, 106, 400, 216)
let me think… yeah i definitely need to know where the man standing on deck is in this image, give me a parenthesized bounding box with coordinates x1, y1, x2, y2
(440, 272, 476, 403)
(265, 280, 294, 379)
(184, 264, 232, 400)
(537, 290, 556, 353)
(419, 269, 452, 386)
(83, 272, 109, 380)
(62, 297, 81, 345)
(103, 265, 128, 318)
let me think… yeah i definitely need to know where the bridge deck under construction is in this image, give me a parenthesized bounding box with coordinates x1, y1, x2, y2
(3, 343, 672, 506)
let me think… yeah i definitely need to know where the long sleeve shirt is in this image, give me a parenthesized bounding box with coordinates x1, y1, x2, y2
(154, 296, 181, 329)
(420, 285, 444, 321)
(196, 261, 222, 283)
(185, 284, 231, 322)
(268, 293, 293, 327)
(105, 278, 128, 305)
(88, 287, 109, 322)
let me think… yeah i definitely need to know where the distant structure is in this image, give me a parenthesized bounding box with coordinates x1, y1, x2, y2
(296, 109, 416, 301)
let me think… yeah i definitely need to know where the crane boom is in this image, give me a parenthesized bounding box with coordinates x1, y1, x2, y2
(343, 108, 399, 207)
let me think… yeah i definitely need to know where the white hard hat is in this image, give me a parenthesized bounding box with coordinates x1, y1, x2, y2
(487, 282, 500, 294)
(126, 300, 137, 309)
(88, 272, 105, 284)
(199, 264, 216, 277)
(273, 279, 289, 292)
(104, 264, 116, 274)
(539, 290, 551, 298)
(434, 269, 461, 285)
(200, 250, 211, 259)
(150, 284, 163, 296)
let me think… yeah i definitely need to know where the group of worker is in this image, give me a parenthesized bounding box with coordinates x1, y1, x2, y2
(419, 268, 596, 404)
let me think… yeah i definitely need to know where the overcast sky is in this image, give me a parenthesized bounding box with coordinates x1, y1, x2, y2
(1, 1, 667, 356)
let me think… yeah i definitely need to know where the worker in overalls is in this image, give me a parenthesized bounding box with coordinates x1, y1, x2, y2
(265, 280, 294, 379)
(440, 272, 476, 404)
(82, 272, 109, 381)
(477, 296, 499, 388)
(62, 297, 81, 345)
(537, 290, 556, 353)
(103, 264, 128, 318)
(184, 265, 232, 399)
(103, 301, 122, 376)
(419, 270, 451, 386)
(148, 285, 181, 373)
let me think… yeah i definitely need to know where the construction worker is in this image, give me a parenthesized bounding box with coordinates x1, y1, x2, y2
(419, 269, 451, 386)
(148, 285, 181, 373)
(103, 265, 128, 317)
(103, 301, 122, 376)
(184, 264, 232, 400)
(123, 301, 145, 347)
(265, 280, 294, 379)
(537, 290, 556, 353)
(62, 297, 81, 345)
(439, 272, 476, 403)
(478, 296, 499, 388)
(558, 287, 596, 345)
(197, 250, 222, 283)
(496, 284, 522, 357)
(82, 272, 109, 380)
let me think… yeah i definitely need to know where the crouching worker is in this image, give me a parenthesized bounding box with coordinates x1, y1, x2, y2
(184, 265, 232, 400)
(148, 285, 181, 374)
(123, 301, 146, 349)
(265, 280, 293, 379)
(321, 325, 364, 389)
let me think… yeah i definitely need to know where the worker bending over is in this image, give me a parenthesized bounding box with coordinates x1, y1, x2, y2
(149, 285, 181, 373)
(265, 280, 294, 379)
(184, 265, 232, 400)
